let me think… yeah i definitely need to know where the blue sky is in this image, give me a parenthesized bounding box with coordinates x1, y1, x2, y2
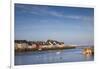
(15, 4, 94, 45)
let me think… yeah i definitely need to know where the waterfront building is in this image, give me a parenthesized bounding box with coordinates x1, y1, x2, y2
(27, 45, 32, 49)
(21, 43, 28, 49)
(32, 44, 37, 48)
(42, 45, 48, 48)
(15, 43, 22, 49)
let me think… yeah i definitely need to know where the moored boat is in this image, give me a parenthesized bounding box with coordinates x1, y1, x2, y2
(82, 47, 94, 56)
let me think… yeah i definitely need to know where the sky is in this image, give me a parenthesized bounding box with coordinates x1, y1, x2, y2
(15, 3, 94, 45)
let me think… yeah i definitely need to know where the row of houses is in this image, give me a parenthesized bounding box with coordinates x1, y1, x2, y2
(15, 40, 65, 50)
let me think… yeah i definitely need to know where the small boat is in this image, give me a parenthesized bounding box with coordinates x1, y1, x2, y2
(56, 51, 61, 55)
(82, 48, 94, 56)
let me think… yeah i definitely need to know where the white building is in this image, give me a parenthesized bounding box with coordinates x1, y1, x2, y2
(15, 43, 28, 49)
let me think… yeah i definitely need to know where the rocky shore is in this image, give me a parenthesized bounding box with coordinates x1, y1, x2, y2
(15, 46, 76, 53)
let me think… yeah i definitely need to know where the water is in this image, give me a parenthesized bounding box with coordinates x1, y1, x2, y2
(15, 48, 94, 65)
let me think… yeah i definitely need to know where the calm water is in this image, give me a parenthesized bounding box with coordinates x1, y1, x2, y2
(15, 48, 94, 65)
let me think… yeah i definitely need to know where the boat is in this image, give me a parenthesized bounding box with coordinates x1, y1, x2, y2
(82, 47, 94, 56)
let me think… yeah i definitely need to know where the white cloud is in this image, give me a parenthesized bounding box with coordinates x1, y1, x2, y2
(16, 4, 93, 21)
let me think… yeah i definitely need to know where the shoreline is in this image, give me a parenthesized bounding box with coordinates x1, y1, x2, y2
(15, 46, 76, 53)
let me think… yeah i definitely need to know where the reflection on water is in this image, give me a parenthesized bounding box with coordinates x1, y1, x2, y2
(15, 48, 94, 65)
(83, 53, 93, 60)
